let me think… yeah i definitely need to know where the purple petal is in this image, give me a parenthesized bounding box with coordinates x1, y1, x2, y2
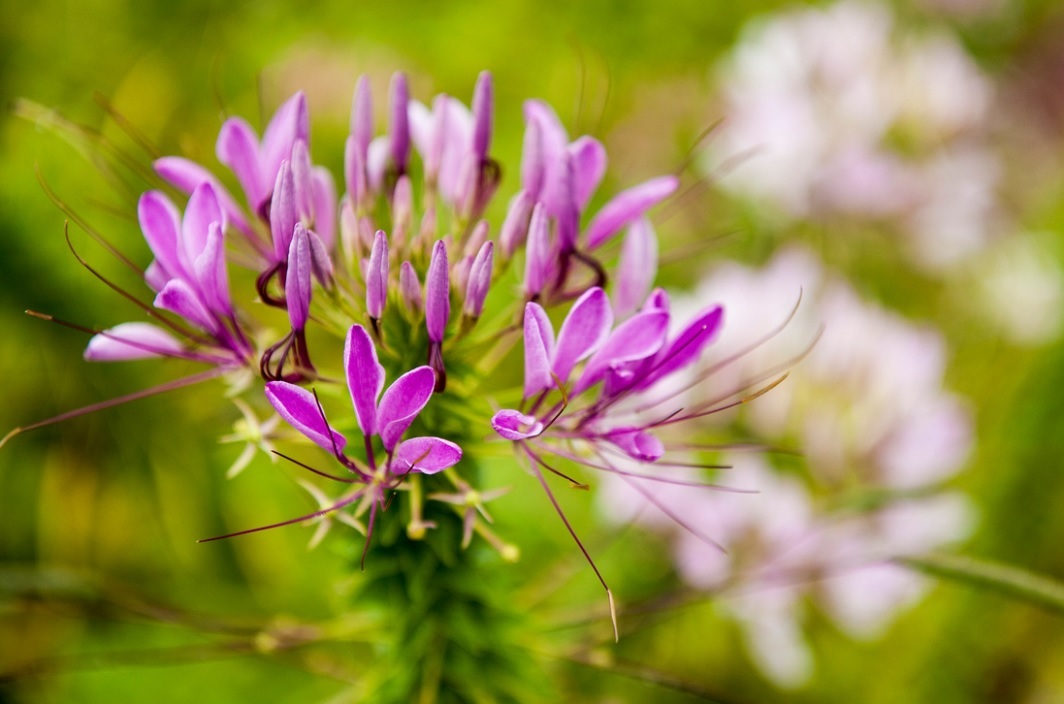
(216, 117, 265, 207)
(351, 75, 373, 158)
(553, 152, 579, 252)
(366, 230, 389, 319)
(344, 136, 367, 208)
(193, 222, 232, 316)
(182, 182, 223, 264)
(523, 302, 555, 398)
(389, 72, 410, 172)
(605, 428, 664, 462)
(568, 136, 607, 210)
(366, 136, 390, 193)
(154, 279, 219, 336)
(585, 175, 680, 250)
(500, 190, 533, 258)
(376, 366, 436, 451)
(613, 216, 658, 318)
(311, 166, 337, 251)
(425, 240, 450, 342)
(84, 322, 185, 361)
(391, 436, 462, 475)
(342, 324, 385, 439)
(265, 381, 347, 453)
(290, 139, 314, 222)
(491, 409, 545, 441)
(271, 161, 298, 262)
(262, 92, 309, 182)
(520, 115, 545, 201)
(307, 228, 334, 288)
(552, 287, 613, 384)
(471, 71, 493, 163)
(643, 288, 670, 314)
(399, 261, 423, 312)
(145, 260, 169, 292)
(392, 175, 413, 245)
(285, 224, 313, 330)
(463, 241, 494, 318)
(635, 305, 723, 391)
(573, 310, 670, 396)
(154, 157, 251, 235)
(138, 191, 186, 283)
(523, 203, 551, 297)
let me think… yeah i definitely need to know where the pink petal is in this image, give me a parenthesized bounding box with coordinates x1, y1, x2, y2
(376, 366, 436, 451)
(399, 261, 423, 312)
(552, 287, 613, 385)
(193, 222, 231, 317)
(636, 305, 723, 391)
(463, 241, 494, 318)
(585, 175, 679, 250)
(391, 436, 462, 475)
(500, 190, 533, 258)
(138, 191, 185, 283)
(84, 322, 185, 361)
(351, 75, 373, 158)
(154, 279, 219, 336)
(344, 136, 367, 208)
(568, 136, 607, 210)
(265, 381, 347, 453)
(490, 409, 544, 441)
(523, 203, 550, 297)
(523, 302, 555, 398)
(182, 182, 223, 265)
(311, 167, 337, 251)
(389, 72, 410, 172)
(271, 161, 298, 262)
(471, 71, 493, 163)
(153, 157, 251, 235)
(605, 427, 664, 462)
(613, 216, 658, 318)
(216, 117, 265, 207)
(425, 240, 450, 342)
(285, 224, 313, 330)
(573, 310, 670, 396)
(262, 92, 309, 183)
(343, 324, 385, 437)
(366, 230, 389, 319)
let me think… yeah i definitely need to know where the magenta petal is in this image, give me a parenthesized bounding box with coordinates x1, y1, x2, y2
(366, 230, 389, 319)
(523, 302, 555, 398)
(193, 222, 232, 316)
(573, 310, 670, 395)
(265, 381, 347, 453)
(154, 279, 219, 335)
(614, 216, 658, 318)
(351, 75, 373, 158)
(552, 287, 613, 384)
(523, 203, 550, 297)
(290, 139, 315, 222)
(271, 161, 298, 262)
(344, 136, 367, 207)
(520, 116, 545, 201)
(262, 92, 309, 181)
(182, 182, 223, 264)
(391, 436, 462, 475)
(376, 366, 436, 451)
(311, 166, 337, 250)
(491, 409, 544, 441)
(138, 191, 185, 282)
(643, 288, 670, 314)
(605, 428, 664, 462)
(285, 225, 313, 331)
(389, 72, 411, 171)
(84, 322, 184, 361)
(636, 305, 724, 391)
(500, 190, 533, 258)
(568, 136, 607, 210)
(307, 228, 334, 288)
(425, 240, 450, 342)
(471, 71, 493, 163)
(153, 157, 251, 235)
(463, 241, 494, 318)
(344, 324, 385, 437)
(216, 117, 264, 207)
(399, 261, 423, 312)
(553, 152, 579, 252)
(585, 175, 680, 250)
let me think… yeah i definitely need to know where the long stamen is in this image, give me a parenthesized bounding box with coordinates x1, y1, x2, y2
(522, 443, 618, 642)
(198, 490, 365, 542)
(271, 450, 358, 483)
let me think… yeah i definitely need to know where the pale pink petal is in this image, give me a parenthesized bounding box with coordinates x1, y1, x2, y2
(491, 409, 544, 441)
(84, 322, 185, 361)
(585, 175, 679, 250)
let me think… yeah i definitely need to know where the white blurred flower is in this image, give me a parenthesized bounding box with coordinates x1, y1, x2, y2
(713, 0, 999, 269)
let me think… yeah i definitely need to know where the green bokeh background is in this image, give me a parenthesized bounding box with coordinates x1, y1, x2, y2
(3, 0, 1064, 702)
